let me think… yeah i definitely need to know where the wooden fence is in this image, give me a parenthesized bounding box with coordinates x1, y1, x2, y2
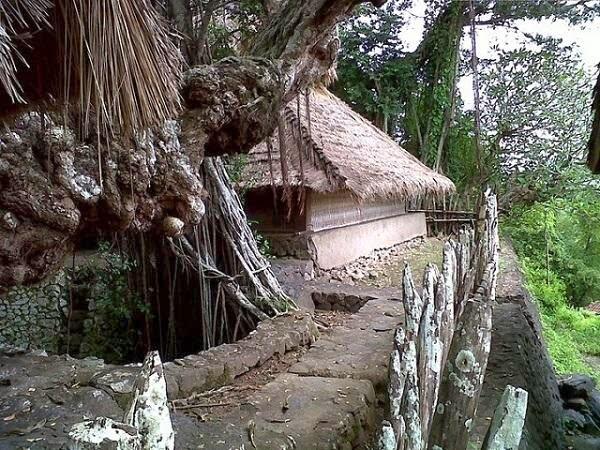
(378, 189, 528, 450)
(409, 209, 477, 236)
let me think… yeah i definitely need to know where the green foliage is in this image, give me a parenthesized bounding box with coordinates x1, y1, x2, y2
(505, 194, 600, 382)
(335, 0, 600, 193)
(225, 154, 248, 184)
(248, 220, 271, 257)
(444, 112, 478, 191)
(78, 242, 149, 364)
(518, 257, 600, 382)
(505, 193, 600, 307)
(334, 0, 412, 137)
(480, 39, 592, 186)
(335, 0, 464, 161)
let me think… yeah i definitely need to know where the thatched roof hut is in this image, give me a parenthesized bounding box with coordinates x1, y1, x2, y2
(240, 88, 455, 269)
(0, 0, 181, 134)
(241, 88, 455, 200)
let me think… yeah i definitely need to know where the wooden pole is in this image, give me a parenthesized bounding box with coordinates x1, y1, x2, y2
(418, 265, 443, 447)
(400, 265, 423, 450)
(428, 297, 492, 450)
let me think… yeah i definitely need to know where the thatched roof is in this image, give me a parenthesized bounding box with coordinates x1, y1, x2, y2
(240, 88, 455, 201)
(0, 0, 182, 134)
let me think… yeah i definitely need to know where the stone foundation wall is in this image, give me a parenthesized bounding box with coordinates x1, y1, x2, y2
(0, 272, 68, 352)
(266, 233, 312, 259)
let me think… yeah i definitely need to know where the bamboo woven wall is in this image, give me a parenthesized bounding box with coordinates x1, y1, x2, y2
(307, 191, 406, 232)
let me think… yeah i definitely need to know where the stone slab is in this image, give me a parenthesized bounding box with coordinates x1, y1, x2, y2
(163, 312, 318, 399)
(178, 373, 376, 450)
(288, 327, 393, 393)
(344, 298, 404, 332)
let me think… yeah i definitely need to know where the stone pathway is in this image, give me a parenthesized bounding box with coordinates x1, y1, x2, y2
(174, 294, 404, 449)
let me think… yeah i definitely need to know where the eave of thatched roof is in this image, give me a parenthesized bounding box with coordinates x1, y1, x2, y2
(240, 88, 456, 201)
(0, 0, 182, 135)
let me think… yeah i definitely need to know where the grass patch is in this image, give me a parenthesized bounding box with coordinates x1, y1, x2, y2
(518, 255, 600, 383)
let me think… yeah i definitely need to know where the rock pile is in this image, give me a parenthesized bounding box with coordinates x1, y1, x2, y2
(559, 374, 600, 448)
(320, 237, 425, 285)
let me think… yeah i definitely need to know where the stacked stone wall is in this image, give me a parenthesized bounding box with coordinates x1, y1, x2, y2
(0, 272, 67, 351)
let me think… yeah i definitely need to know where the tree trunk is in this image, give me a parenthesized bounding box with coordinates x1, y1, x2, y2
(0, 0, 386, 290)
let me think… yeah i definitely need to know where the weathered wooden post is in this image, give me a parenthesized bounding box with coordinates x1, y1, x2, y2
(380, 190, 500, 450)
(69, 351, 174, 450)
(401, 264, 423, 450)
(418, 265, 444, 447)
(481, 385, 528, 450)
(377, 420, 398, 450)
(427, 297, 492, 450)
(388, 328, 408, 442)
(125, 351, 174, 450)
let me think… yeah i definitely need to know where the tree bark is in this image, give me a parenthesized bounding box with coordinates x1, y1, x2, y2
(0, 0, 386, 289)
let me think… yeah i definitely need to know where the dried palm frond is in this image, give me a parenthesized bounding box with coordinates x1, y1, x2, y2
(57, 0, 183, 136)
(0, 0, 52, 103)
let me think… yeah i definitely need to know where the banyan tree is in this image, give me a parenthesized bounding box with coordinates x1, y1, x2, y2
(0, 0, 387, 356)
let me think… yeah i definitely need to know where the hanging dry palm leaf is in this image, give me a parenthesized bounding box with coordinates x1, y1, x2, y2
(0, 0, 52, 103)
(57, 0, 183, 136)
(0, 0, 183, 137)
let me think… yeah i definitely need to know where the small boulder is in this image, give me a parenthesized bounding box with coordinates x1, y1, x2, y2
(559, 374, 596, 400)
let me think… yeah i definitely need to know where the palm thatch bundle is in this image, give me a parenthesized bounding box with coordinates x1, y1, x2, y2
(588, 67, 600, 173)
(241, 88, 456, 201)
(0, 0, 182, 135)
(0, 0, 51, 104)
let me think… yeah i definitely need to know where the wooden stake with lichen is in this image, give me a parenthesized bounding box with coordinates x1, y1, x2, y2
(427, 297, 492, 450)
(481, 385, 528, 450)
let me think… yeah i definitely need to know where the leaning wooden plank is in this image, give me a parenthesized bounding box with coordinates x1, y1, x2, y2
(428, 297, 492, 450)
(69, 418, 140, 450)
(481, 385, 528, 450)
